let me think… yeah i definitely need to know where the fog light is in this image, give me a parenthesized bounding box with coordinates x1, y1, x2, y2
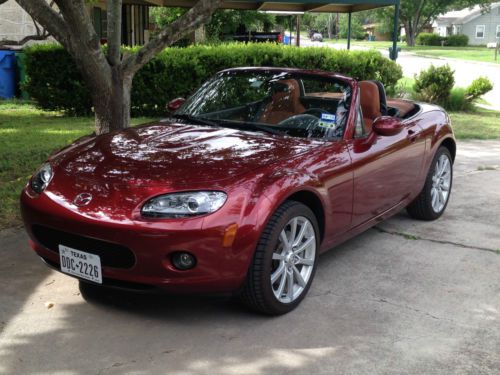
(172, 252, 196, 270)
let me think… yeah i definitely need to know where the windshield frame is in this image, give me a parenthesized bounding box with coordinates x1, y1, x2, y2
(175, 68, 355, 141)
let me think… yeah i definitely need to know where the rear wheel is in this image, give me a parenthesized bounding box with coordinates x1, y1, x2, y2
(407, 146, 453, 220)
(239, 201, 319, 315)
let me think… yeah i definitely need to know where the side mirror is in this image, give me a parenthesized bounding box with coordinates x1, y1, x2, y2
(166, 97, 186, 112)
(372, 116, 404, 136)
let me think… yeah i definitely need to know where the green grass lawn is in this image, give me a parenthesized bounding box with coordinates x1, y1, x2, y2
(408, 46, 500, 64)
(324, 39, 499, 64)
(0, 100, 499, 229)
(0, 100, 155, 229)
(450, 109, 500, 139)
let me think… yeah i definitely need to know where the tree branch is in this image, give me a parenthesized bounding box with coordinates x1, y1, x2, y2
(15, 0, 70, 47)
(123, 0, 222, 75)
(0, 33, 50, 48)
(106, 0, 121, 66)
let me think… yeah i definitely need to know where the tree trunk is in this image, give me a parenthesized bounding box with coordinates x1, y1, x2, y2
(405, 21, 416, 47)
(93, 69, 133, 135)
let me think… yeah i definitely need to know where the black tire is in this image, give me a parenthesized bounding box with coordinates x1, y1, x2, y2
(407, 146, 453, 221)
(239, 201, 320, 315)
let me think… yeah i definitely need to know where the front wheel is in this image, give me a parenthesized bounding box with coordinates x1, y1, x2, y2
(239, 201, 319, 315)
(407, 146, 453, 220)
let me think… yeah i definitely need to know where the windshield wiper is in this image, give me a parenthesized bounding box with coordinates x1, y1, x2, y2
(171, 114, 220, 127)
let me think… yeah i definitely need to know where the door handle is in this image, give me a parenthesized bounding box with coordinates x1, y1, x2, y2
(407, 129, 418, 143)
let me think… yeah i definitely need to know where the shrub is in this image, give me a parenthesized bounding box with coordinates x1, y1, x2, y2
(416, 33, 443, 46)
(465, 77, 493, 101)
(446, 34, 468, 47)
(24, 43, 403, 116)
(445, 88, 474, 111)
(414, 64, 455, 105)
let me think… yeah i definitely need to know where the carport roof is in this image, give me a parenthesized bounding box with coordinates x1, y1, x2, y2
(159, 0, 399, 13)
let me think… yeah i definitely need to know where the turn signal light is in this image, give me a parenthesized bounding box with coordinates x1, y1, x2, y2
(222, 223, 239, 247)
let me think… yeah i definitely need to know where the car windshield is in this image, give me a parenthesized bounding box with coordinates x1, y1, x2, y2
(175, 70, 352, 139)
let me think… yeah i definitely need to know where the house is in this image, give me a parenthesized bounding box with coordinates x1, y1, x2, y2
(434, 2, 500, 45)
(0, 0, 152, 46)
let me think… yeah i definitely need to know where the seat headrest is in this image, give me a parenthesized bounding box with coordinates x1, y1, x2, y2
(359, 81, 382, 120)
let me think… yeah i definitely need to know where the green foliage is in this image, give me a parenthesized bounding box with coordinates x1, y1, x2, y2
(339, 14, 365, 40)
(374, 0, 493, 45)
(24, 43, 403, 117)
(414, 64, 455, 105)
(150, 7, 276, 41)
(445, 88, 474, 111)
(465, 76, 493, 101)
(416, 33, 469, 47)
(23, 44, 93, 115)
(416, 33, 443, 46)
(446, 34, 469, 46)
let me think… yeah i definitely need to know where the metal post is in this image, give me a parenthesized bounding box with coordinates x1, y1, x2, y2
(296, 15, 301, 47)
(347, 12, 352, 50)
(391, 0, 400, 60)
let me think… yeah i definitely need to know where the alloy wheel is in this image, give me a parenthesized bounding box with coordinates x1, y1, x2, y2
(270, 216, 316, 304)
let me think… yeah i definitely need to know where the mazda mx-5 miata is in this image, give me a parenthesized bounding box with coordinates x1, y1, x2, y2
(21, 67, 455, 314)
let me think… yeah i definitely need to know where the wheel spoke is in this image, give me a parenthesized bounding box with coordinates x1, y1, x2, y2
(439, 189, 446, 206)
(289, 218, 297, 245)
(276, 269, 287, 297)
(297, 257, 314, 266)
(280, 230, 290, 249)
(293, 221, 309, 247)
(294, 237, 314, 254)
(292, 266, 306, 287)
(272, 253, 285, 261)
(286, 270, 294, 300)
(431, 188, 438, 209)
(271, 263, 285, 284)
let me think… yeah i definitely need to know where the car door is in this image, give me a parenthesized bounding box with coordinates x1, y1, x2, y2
(347, 107, 425, 228)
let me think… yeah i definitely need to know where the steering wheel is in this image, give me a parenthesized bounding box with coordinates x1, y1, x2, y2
(303, 108, 331, 118)
(278, 114, 320, 129)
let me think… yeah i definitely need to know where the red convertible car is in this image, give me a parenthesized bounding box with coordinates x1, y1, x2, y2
(21, 68, 455, 315)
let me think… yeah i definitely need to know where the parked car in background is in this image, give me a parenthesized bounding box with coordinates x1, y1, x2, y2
(21, 68, 456, 315)
(311, 32, 323, 42)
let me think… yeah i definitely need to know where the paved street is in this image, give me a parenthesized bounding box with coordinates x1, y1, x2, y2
(1, 140, 499, 375)
(301, 39, 500, 110)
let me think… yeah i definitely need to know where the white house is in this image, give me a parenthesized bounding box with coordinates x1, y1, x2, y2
(434, 2, 500, 45)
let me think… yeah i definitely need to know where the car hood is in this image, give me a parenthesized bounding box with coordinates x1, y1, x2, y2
(50, 121, 322, 187)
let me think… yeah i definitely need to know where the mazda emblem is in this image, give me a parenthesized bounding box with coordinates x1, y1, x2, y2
(73, 193, 93, 207)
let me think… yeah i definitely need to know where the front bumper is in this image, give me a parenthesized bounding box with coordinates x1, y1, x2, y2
(20, 188, 261, 294)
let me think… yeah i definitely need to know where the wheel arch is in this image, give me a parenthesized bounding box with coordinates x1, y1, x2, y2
(439, 137, 456, 162)
(284, 190, 326, 243)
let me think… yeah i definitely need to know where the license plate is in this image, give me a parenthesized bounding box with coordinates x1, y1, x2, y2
(59, 245, 102, 284)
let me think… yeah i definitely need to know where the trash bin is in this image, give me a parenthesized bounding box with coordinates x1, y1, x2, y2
(284, 35, 290, 45)
(15, 51, 29, 100)
(0, 50, 16, 99)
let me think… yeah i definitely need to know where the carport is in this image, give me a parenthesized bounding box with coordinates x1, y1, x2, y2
(161, 0, 401, 60)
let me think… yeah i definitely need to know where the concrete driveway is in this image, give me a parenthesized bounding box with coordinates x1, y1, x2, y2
(1, 141, 499, 375)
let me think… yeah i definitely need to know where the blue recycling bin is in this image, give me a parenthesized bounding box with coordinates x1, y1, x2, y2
(0, 50, 16, 99)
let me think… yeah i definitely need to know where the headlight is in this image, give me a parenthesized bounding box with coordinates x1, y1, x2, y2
(141, 191, 227, 218)
(30, 163, 53, 194)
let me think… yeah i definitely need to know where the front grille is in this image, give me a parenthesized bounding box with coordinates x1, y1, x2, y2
(32, 225, 135, 269)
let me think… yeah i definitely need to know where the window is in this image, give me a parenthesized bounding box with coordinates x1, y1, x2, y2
(354, 105, 365, 138)
(496, 25, 500, 38)
(476, 25, 485, 39)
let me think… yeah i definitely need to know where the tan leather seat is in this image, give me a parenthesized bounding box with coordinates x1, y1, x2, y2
(259, 79, 306, 124)
(359, 81, 382, 133)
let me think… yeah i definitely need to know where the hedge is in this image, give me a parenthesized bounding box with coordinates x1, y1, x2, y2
(416, 33, 468, 47)
(24, 43, 403, 117)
